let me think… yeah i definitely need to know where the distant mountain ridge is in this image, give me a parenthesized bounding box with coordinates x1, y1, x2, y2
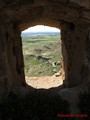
(21, 32, 60, 37)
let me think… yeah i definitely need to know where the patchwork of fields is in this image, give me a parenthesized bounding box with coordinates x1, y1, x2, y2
(22, 33, 61, 77)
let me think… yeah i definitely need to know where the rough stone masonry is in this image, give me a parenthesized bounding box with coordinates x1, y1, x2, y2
(0, 0, 90, 101)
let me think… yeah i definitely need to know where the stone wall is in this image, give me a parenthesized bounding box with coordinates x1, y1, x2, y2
(85, 27, 90, 84)
(61, 22, 87, 87)
(0, 0, 90, 97)
(0, 16, 26, 98)
(0, 13, 7, 98)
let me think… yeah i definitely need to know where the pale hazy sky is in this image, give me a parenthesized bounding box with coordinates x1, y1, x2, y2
(22, 25, 60, 33)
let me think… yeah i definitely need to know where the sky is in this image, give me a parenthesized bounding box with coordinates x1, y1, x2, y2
(22, 25, 60, 33)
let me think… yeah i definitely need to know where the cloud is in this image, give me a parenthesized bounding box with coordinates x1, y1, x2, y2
(22, 25, 60, 33)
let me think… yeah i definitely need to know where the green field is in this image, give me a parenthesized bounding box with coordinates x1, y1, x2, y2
(22, 33, 62, 77)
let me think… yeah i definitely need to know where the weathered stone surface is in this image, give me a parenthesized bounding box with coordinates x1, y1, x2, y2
(61, 22, 88, 87)
(58, 83, 89, 113)
(70, 0, 90, 9)
(0, 59, 6, 76)
(0, 0, 90, 100)
(0, 77, 7, 98)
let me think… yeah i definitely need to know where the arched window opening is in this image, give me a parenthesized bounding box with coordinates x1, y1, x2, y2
(21, 25, 64, 89)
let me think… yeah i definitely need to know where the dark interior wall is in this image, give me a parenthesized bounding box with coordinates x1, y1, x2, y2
(0, 0, 90, 97)
(85, 27, 90, 84)
(61, 22, 88, 87)
(0, 13, 8, 98)
(0, 17, 26, 98)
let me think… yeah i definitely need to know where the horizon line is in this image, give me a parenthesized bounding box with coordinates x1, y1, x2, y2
(22, 31, 60, 33)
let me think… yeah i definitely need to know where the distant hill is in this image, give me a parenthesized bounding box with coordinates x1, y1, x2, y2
(22, 33, 61, 77)
(21, 32, 60, 37)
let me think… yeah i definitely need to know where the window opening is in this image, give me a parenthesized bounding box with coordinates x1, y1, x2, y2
(21, 25, 64, 89)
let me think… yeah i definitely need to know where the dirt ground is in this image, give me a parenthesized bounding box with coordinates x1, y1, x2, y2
(26, 75, 63, 89)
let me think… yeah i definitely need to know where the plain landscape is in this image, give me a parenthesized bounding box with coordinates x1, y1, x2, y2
(22, 32, 63, 88)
